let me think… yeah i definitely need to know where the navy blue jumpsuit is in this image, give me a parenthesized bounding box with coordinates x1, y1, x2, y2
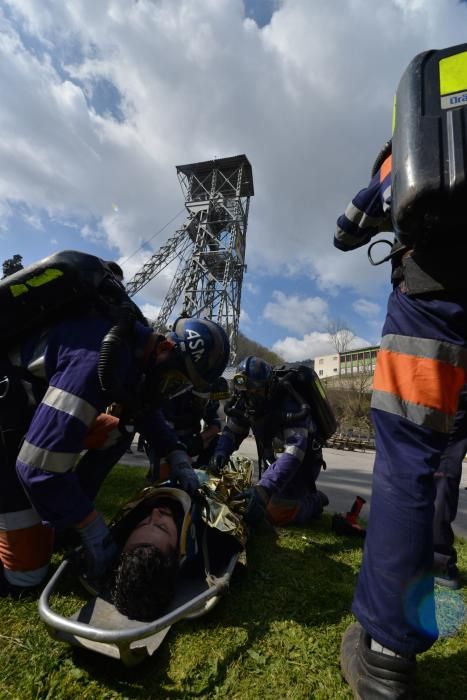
(336, 154, 467, 656)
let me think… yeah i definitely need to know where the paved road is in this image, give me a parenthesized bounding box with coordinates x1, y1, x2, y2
(121, 436, 467, 539)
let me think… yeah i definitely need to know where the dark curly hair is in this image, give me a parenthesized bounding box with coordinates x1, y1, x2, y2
(111, 544, 179, 621)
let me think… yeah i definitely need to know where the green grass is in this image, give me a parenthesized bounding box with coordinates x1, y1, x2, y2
(0, 465, 466, 699)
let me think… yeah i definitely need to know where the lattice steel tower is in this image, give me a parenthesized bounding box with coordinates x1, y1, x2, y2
(126, 154, 254, 361)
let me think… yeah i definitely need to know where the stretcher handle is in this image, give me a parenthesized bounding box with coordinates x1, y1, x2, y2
(38, 556, 230, 644)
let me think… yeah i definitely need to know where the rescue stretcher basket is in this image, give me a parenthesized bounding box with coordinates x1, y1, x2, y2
(38, 549, 239, 666)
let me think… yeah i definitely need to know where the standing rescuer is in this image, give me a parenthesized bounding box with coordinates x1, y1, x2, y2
(0, 251, 230, 595)
(335, 43, 467, 699)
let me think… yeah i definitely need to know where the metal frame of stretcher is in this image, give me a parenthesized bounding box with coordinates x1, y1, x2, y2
(38, 550, 239, 666)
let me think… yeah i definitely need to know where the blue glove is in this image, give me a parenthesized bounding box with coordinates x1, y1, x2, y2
(168, 450, 200, 496)
(77, 512, 118, 582)
(241, 486, 269, 527)
(209, 452, 228, 475)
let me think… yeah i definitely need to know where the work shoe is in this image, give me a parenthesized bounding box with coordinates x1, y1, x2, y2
(340, 622, 416, 699)
(434, 564, 461, 590)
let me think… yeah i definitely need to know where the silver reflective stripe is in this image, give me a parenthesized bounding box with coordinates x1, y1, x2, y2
(372, 390, 455, 433)
(0, 508, 41, 531)
(95, 427, 122, 450)
(27, 341, 47, 380)
(345, 203, 383, 229)
(380, 334, 467, 368)
(284, 444, 306, 461)
(42, 386, 98, 427)
(4, 563, 49, 587)
(18, 440, 80, 473)
(382, 186, 392, 211)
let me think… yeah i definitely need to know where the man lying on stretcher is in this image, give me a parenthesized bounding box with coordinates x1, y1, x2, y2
(103, 461, 251, 622)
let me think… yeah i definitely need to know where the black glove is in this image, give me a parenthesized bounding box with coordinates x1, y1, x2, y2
(209, 452, 228, 475)
(77, 512, 118, 582)
(185, 433, 204, 457)
(168, 450, 200, 495)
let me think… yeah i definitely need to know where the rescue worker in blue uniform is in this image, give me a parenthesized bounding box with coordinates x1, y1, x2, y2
(0, 311, 229, 596)
(159, 378, 227, 467)
(210, 356, 329, 527)
(335, 146, 467, 697)
(146, 380, 226, 482)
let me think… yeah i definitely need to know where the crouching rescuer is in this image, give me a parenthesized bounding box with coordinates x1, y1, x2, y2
(210, 356, 336, 527)
(0, 250, 230, 595)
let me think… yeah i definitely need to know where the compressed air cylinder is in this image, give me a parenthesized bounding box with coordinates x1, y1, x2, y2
(391, 42, 467, 244)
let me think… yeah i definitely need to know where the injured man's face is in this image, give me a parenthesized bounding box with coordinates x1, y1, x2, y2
(123, 504, 178, 555)
(111, 497, 182, 622)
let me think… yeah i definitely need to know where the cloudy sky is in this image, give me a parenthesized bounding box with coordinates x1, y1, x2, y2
(1, 0, 466, 361)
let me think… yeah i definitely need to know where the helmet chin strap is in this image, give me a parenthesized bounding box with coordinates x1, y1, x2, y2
(167, 383, 193, 400)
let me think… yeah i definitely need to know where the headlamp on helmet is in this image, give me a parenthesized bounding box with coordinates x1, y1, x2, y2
(234, 356, 272, 394)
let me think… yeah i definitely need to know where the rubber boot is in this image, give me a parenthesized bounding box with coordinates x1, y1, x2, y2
(340, 622, 416, 699)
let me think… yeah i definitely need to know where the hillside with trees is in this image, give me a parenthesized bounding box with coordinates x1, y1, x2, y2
(236, 331, 284, 366)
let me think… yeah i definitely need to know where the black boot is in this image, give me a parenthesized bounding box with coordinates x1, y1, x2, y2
(340, 622, 416, 699)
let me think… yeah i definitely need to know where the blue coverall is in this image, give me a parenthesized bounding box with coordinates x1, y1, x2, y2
(336, 154, 467, 656)
(216, 390, 325, 526)
(0, 312, 181, 588)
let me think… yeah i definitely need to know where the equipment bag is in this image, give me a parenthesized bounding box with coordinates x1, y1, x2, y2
(392, 42, 467, 244)
(273, 364, 337, 441)
(0, 250, 145, 346)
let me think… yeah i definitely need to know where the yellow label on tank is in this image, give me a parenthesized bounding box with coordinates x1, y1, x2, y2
(25, 268, 64, 287)
(10, 283, 29, 297)
(392, 95, 397, 133)
(9, 268, 64, 297)
(439, 51, 467, 95)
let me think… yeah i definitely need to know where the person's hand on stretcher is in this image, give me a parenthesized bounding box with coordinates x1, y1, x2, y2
(75, 510, 118, 589)
(167, 449, 200, 495)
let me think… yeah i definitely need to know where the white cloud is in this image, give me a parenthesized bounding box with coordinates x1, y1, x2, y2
(240, 308, 252, 326)
(273, 331, 371, 362)
(273, 332, 335, 362)
(244, 280, 259, 295)
(353, 298, 381, 318)
(263, 290, 329, 333)
(140, 302, 161, 323)
(1, 0, 466, 312)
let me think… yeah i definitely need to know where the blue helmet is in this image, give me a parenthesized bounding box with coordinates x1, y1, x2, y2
(233, 355, 272, 393)
(170, 317, 230, 390)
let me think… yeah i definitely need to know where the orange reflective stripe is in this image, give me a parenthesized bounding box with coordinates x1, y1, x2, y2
(266, 499, 299, 526)
(373, 349, 465, 415)
(84, 413, 120, 449)
(0, 523, 53, 571)
(380, 155, 392, 182)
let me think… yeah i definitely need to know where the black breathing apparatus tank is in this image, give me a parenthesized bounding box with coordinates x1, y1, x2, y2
(0, 250, 147, 402)
(273, 365, 337, 441)
(0, 250, 145, 344)
(392, 42, 467, 244)
(225, 364, 337, 442)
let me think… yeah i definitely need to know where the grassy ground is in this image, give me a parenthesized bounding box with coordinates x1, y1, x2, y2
(0, 465, 466, 700)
